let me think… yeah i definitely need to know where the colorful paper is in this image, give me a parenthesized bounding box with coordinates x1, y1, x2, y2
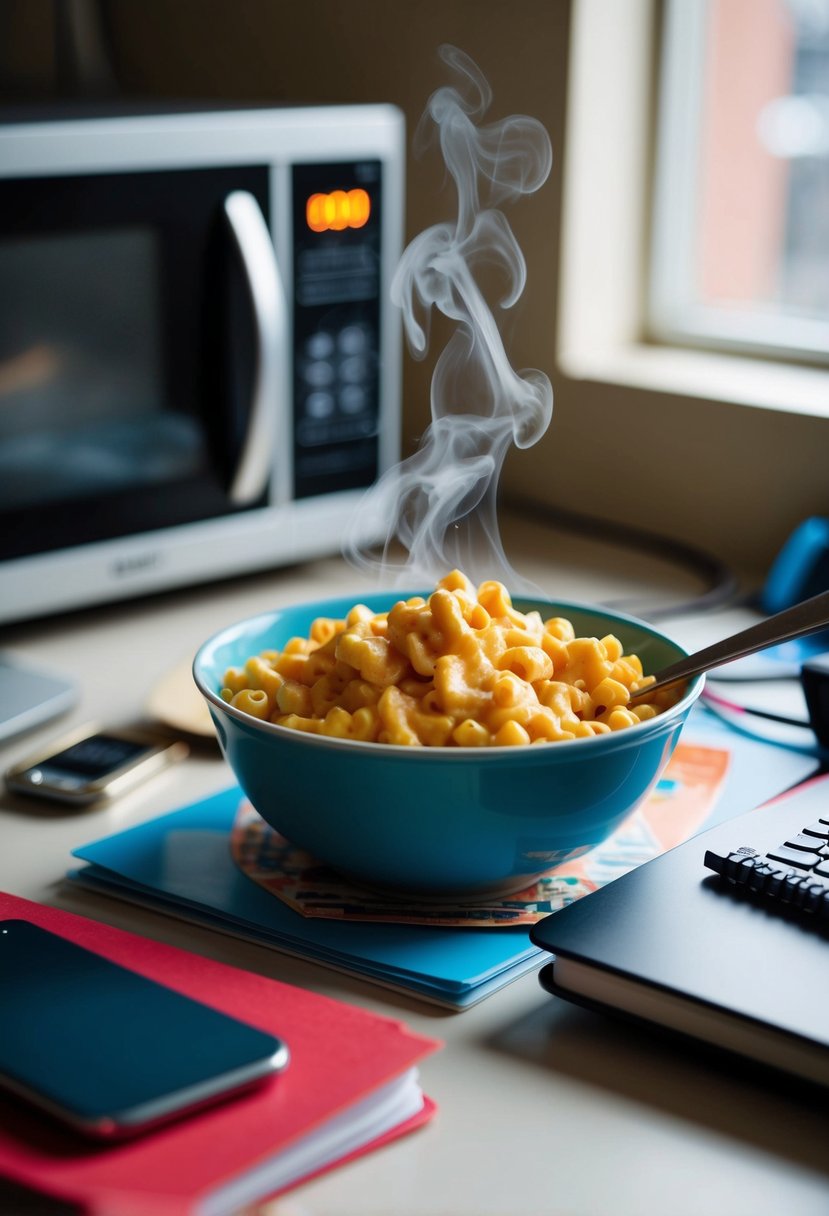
(70, 703, 820, 1008)
(70, 790, 544, 1009)
(229, 743, 731, 927)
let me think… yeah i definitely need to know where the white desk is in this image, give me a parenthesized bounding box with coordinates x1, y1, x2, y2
(1, 517, 828, 1216)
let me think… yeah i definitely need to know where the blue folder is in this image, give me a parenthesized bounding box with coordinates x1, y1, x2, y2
(68, 706, 818, 1010)
(69, 786, 544, 1010)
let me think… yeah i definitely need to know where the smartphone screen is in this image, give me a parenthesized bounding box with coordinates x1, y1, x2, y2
(5, 727, 188, 805)
(0, 920, 289, 1138)
(27, 733, 153, 785)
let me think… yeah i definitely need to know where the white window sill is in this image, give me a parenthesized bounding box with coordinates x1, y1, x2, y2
(559, 343, 829, 420)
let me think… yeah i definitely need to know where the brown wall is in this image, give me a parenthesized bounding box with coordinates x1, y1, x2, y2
(1, 0, 567, 500)
(104, 0, 568, 462)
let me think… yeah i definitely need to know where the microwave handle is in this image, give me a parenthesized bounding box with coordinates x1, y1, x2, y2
(222, 190, 287, 505)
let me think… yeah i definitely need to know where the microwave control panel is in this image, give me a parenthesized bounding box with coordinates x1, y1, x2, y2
(291, 160, 383, 500)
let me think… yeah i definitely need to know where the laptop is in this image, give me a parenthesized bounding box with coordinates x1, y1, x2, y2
(530, 774, 829, 1089)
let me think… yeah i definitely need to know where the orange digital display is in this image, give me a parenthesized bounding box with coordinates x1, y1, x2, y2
(306, 188, 371, 233)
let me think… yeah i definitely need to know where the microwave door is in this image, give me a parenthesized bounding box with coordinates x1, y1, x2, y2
(0, 164, 283, 567)
(222, 191, 287, 506)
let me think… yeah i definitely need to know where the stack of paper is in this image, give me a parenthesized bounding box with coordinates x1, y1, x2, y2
(69, 787, 544, 1009)
(68, 705, 818, 1011)
(0, 892, 440, 1216)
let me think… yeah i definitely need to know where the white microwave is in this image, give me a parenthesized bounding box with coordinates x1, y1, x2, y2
(0, 105, 404, 624)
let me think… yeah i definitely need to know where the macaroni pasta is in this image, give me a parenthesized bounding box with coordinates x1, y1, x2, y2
(220, 571, 679, 747)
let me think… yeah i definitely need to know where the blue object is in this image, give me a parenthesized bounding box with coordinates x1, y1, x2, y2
(192, 592, 703, 898)
(70, 787, 544, 1010)
(0, 918, 286, 1137)
(68, 711, 816, 1009)
(762, 517, 829, 614)
(758, 517, 829, 663)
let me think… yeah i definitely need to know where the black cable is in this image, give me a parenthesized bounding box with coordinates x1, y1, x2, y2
(698, 697, 824, 758)
(506, 495, 741, 620)
(702, 688, 810, 729)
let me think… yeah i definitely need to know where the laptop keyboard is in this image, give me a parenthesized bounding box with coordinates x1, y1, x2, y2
(704, 815, 829, 920)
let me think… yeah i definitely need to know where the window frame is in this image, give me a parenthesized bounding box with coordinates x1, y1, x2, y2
(648, 0, 829, 367)
(557, 0, 829, 419)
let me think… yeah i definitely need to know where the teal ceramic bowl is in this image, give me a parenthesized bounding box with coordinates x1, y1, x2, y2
(193, 592, 703, 898)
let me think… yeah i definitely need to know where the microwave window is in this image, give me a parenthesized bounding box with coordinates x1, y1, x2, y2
(0, 227, 206, 513)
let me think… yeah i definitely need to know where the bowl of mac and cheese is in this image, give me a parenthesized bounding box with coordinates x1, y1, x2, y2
(193, 572, 702, 897)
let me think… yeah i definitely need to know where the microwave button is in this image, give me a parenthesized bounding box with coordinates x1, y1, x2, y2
(340, 355, 369, 385)
(338, 324, 370, 355)
(297, 415, 374, 447)
(305, 391, 336, 419)
(306, 331, 335, 360)
(339, 385, 368, 415)
(304, 360, 335, 389)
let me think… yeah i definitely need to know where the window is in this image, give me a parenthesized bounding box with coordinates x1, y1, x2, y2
(650, 0, 829, 365)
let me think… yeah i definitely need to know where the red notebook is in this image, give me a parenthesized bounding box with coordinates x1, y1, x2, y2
(0, 892, 440, 1216)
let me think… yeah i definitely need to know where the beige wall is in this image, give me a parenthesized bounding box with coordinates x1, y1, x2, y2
(3, 0, 827, 580)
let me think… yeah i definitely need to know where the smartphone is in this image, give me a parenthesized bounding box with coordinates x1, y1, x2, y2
(4, 725, 188, 806)
(0, 920, 289, 1138)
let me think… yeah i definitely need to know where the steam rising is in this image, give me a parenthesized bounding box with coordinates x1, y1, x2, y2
(346, 45, 553, 590)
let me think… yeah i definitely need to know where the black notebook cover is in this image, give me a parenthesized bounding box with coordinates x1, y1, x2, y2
(530, 775, 829, 1087)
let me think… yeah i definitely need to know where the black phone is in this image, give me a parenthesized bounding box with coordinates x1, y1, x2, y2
(0, 920, 289, 1138)
(4, 725, 188, 806)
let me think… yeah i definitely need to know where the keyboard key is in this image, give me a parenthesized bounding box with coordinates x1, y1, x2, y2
(802, 883, 829, 914)
(729, 856, 755, 882)
(747, 863, 777, 892)
(703, 849, 754, 881)
(803, 821, 829, 840)
(763, 868, 784, 896)
(779, 873, 808, 901)
(797, 882, 824, 910)
(784, 833, 829, 853)
(704, 835, 829, 918)
(766, 845, 823, 869)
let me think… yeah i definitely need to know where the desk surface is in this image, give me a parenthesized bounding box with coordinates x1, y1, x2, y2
(1, 516, 828, 1216)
